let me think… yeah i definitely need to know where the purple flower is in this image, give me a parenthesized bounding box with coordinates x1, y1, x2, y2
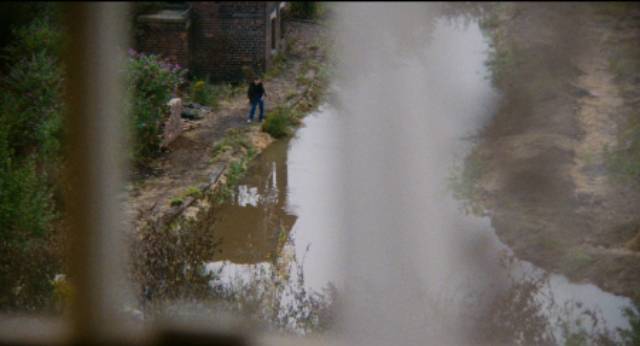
(128, 48, 137, 57)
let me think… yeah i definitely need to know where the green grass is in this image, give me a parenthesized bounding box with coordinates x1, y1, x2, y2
(183, 186, 203, 199)
(560, 248, 594, 273)
(170, 196, 184, 207)
(169, 185, 205, 207)
(264, 52, 288, 80)
(477, 4, 518, 88)
(212, 128, 253, 161)
(448, 152, 487, 215)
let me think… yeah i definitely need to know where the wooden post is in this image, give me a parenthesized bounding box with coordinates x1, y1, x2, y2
(63, 2, 131, 344)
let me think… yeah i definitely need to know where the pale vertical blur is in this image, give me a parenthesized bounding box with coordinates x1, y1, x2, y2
(64, 2, 133, 342)
(333, 3, 498, 345)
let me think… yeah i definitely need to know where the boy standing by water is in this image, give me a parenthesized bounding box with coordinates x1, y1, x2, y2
(247, 77, 266, 123)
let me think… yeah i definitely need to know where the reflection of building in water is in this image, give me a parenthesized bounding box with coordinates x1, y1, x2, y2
(237, 185, 260, 207)
(210, 141, 298, 264)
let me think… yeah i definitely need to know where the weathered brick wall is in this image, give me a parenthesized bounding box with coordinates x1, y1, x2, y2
(190, 1, 268, 82)
(136, 19, 190, 68)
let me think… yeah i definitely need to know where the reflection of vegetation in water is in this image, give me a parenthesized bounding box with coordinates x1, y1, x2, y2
(208, 127, 261, 205)
(619, 306, 640, 346)
(209, 233, 337, 335)
(473, 254, 635, 345)
(130, 209, 336, 335)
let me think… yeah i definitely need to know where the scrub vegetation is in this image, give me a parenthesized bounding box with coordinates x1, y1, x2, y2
(126, 50, 186, 167)
(0, 3, 64, 312)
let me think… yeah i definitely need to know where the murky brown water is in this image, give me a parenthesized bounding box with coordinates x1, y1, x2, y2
(209, 139, 297, 264)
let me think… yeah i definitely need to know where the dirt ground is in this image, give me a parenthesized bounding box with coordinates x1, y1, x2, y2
(471, 3, 640, 302)
(126, 20, 329, 232)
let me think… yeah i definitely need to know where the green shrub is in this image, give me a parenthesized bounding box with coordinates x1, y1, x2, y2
(0, 129, 55, 246)
(190, 80, 211, 105)
(290, 2, 319, 19)
(190, 80, 235, 110)
(262, 106, 294, 138)
(126, 51, 186, 166)
(0, 12, 63, 311)
(170, 196, 184, 207)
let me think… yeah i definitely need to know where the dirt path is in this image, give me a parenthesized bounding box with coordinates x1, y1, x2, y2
(126, 21, 329, 232)
(471, 3, 640, 302)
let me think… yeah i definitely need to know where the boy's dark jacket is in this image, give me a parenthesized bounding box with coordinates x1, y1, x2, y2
(247, 82, 265, 102)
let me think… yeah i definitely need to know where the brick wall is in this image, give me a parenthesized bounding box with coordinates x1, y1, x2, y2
(190, 1, 268, 82)
(136, 2, 286, 83)
(136, 16, 190, 69)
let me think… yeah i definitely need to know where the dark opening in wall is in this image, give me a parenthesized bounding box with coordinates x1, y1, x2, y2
(280, 15, 285, 39)
(271, 17, 277, 50)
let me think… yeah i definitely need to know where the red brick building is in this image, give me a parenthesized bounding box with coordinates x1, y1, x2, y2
(136, 1, 288, 82)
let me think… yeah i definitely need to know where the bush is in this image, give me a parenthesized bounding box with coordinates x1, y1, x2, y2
(126, 51, 186, 166)
(0, 129, 55, 246)
(0, 12, 63, 311)
(290, 2, 319, 20)
(190, 80, 212, 106)
(262, 106, 294, 138)
(170, 196, 184, 207)
(189, 79, 233, 110)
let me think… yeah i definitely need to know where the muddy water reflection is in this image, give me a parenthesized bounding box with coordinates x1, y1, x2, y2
(208, 107, 343, 292)
(210, 140, 297, 264)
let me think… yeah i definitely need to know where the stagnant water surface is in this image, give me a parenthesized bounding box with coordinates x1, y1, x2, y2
(204, 15, 633, 340)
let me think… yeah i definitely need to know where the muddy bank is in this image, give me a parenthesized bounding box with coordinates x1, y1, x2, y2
(468, 3, 640, 303)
